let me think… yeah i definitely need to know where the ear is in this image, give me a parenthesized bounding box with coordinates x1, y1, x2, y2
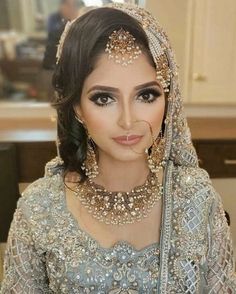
(73, 104, 84, 124)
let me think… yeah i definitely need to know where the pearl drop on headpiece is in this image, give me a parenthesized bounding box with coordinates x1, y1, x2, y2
(105, 28, 142, 66)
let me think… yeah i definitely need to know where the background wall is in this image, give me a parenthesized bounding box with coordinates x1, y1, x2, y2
(146, 0, 236, 105)
(146, 0, 191, 100)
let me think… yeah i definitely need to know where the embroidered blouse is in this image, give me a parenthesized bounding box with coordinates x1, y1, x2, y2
(1, 162, 236, 293)
(1, 174, 160, 293)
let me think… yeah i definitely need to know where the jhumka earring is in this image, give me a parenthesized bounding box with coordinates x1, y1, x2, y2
(145, 130, 166, 174)
(75, 114, 99, 179)
(81, 136, 99, 179)
(75, 115, 98, 179)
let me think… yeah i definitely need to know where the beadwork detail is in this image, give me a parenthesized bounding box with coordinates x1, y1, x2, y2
(105, 28, 142, 66)
(75, 172, 163, 226)
(1, 175, 160, 293)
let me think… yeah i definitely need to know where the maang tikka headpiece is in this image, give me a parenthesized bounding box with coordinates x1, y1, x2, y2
(105, 28, 142, 66)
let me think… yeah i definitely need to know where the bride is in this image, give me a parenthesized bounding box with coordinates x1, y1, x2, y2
(1, 3, 236, 293)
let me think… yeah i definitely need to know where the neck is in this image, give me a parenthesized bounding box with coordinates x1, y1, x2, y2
(94, 153, 150, 192)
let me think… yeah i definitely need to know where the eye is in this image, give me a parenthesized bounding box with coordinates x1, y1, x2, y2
(89, 92, 115, 107)
(137, 88, 162, 103)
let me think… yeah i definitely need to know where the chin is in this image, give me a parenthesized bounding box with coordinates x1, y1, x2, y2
(98, 142, 146, 163)
(110, 150, 145, 163)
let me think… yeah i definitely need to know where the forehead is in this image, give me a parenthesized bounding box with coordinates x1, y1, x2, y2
(83, 53, 157, 90)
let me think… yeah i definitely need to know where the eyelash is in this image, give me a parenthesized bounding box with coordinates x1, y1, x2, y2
(89, 92, 114, 107)
(137, 88, 162, 103)
(89, 88, 162, 107)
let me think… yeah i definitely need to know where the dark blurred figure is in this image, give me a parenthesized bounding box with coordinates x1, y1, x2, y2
(42, 0, 84, 70)
(225, 210, 230, 226)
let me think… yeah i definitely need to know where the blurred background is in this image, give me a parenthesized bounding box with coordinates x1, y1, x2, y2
(0, 0, 236, 279)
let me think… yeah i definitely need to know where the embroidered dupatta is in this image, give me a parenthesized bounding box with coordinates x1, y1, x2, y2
(110, 3, 236, 293)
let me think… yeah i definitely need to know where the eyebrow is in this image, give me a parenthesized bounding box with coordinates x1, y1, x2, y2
(86, 81, 161, 94)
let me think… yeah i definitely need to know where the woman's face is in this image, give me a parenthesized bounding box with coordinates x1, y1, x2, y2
(75, 53, 165, 163)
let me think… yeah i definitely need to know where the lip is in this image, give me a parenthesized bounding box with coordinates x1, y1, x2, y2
(112, 135, 143, 146)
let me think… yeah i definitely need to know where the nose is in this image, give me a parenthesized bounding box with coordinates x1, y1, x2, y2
(117, 102, 134, 130)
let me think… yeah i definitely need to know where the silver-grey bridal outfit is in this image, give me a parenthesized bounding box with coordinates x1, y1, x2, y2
(1, 3, 236, 293)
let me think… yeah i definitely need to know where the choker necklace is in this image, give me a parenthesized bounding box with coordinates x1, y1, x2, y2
(74, 173, 163, 226)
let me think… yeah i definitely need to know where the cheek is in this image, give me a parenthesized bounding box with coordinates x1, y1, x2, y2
(81, 107, 111, 136)
(141, 99, 165, 134)
(151, 104, 165, 125)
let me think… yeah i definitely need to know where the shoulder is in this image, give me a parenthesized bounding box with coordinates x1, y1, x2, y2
(172, 165, 212, 186)
(18, 173, 64, 218)
(15, 174, 65, 249)
(48, 12, 61, 23)
(172, 165, 227, 224)
(172, 165, 216, 205)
